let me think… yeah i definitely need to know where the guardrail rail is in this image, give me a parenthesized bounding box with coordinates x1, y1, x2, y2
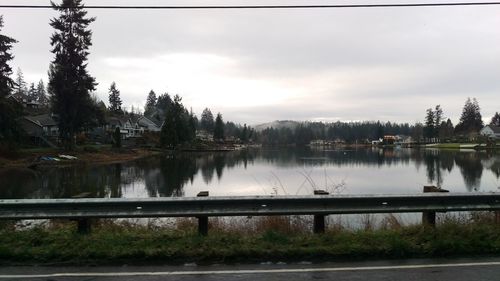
(1, 191, 499, 234)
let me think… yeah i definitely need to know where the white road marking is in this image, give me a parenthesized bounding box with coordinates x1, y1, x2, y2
(1, 261, 500, 279)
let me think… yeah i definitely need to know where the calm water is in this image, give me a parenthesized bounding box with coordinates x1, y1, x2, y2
(0, 148, 499, 199)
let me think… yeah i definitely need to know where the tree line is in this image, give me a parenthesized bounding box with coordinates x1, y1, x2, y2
(1, 1, 498, 150)
(0, 0, 250, 150)
(255, 121, 413, 145)
(422, 98, 499, 142)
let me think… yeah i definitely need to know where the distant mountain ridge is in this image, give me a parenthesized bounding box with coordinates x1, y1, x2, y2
(253, 120, 301, 132)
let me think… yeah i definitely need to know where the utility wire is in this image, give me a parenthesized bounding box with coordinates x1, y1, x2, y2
(1, 2, 500, 9)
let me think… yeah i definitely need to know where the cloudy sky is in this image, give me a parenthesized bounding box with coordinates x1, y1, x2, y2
(1, 0, 499, 125)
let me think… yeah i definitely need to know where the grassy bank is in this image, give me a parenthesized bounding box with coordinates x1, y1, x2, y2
(1, 215, 499, 265)
(0, 146, 161, 169)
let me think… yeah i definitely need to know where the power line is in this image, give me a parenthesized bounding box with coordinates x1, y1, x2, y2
(1, 2, 500, 9)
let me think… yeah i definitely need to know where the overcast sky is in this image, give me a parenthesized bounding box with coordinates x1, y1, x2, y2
(1, 0, 499, 125)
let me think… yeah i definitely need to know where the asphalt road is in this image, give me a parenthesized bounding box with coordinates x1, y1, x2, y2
(1, 258, 500, 281)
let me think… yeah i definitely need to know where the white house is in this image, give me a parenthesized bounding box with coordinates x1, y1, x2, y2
(480, 125, 500, 139)
(136, 116, 161, 133)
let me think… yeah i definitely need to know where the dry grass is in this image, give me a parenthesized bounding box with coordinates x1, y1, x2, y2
(1, 212, 500, 265)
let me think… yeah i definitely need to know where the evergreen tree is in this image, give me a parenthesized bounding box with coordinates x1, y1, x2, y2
(160, 107, 178, 149)
(108, 82, 122, 114)
(156, 93, 172, 111)
(424, 108, 435, 139)
(0, 16, 16, 98)
(113, 126, 121, 148)
(412, 122, 424, 142)
(14, 68, 27, 96)
(188, 110, 197, 140)
(376, 121, 384, 139)
(160, 95, 195, 148)
(48, 0, 97, 149)
(200, 108, 214, 133)
(213, 113, 224, 141)
(36, 79, 48, 105)
(144, 90, 156, 116)
(240, 124, 249, 143)
(490, 112, 500, 126)
(455, 98, 484, 135)
(438, 119, 454, 140)
(0, 16, 22, 146)
(434, 105, 443, 131)
(27, 82, 37, 101)
(89, 94, 106, 127)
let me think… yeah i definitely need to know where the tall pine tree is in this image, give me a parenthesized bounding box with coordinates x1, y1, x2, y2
(36, 79, 48, 105)
(144, 90, 157, 116)
(200, 108, 214, 133)
(0, 16, 22, 147)
(48, 0, 97, 149)
(213, 113, 225, 141)
(160, 95, 194, 148)
(423, 108, 435, 139)
(108, 82, 122, 114)
(455, 98, 483, 135)
(0, 16, 16, 98)
(27, 83, 37, 101)
(490, 112, 500, 127)
(14, 68, 27, 97)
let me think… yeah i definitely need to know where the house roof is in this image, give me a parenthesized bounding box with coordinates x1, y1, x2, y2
(483, 125, 500, 134)
(137, 116, 160, 129)
(24, 114, 57, 127)
(486, 125, 500, 134)
(107, 116, 131, 127)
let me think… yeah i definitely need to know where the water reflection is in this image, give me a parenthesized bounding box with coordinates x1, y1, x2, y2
(0, 148, 498, 199)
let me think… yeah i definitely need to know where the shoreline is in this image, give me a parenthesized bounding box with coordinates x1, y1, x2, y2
(0, 147, 162, 170)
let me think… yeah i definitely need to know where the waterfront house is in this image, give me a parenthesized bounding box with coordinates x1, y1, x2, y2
(135, 116, 161, 133)
(480, 125, 500, 140)
(20, 114, 59, 137)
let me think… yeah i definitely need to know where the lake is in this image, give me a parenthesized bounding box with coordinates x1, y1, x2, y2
(1, 147, 499, 199)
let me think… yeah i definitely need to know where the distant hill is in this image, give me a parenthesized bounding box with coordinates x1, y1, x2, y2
(254, 120, 301, 132)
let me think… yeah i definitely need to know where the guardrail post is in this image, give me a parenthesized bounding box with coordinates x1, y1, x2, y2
(197, 191, 209, 236)
(77, 219, 91, 234)
(313, 190, 329, 234)
(72, 193, 92, 234)
(422, 186, 449, 227)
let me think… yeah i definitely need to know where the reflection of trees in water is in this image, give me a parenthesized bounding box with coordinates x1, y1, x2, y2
(422, 149, 455, 187)
(2, 148, 498, 199)
(454, 152, 485, 191)
(258, 147, 415, 168)
(0, 161, 151, 199)
(201, 157, 215, 184)
(0, 168, 39, 199)
(0, 151, 258, 199)
(481, 154, 500, 180)
(490, 161, 500, 179)
(143, 155, 196, 197)
(37, 163, 142, 198)
(194, 151, 258, 184)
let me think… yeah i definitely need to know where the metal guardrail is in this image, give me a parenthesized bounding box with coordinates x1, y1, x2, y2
(1, 192, 499, 234)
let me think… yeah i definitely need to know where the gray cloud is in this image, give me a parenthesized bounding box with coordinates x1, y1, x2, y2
(2, 0, 499, 124)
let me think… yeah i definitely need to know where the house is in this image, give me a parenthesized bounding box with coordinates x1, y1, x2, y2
(196, 130, 213, 141)
(383, 135, 396, 145)
(106, 116, 134, 139)
(20, 114, 59, 137)
(310, 140, 326, 146)
(136, 116, 161, 133)
(480, 125, 500, 140)
(105, 115, 161, 140)
(7, 94, 41, 109)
